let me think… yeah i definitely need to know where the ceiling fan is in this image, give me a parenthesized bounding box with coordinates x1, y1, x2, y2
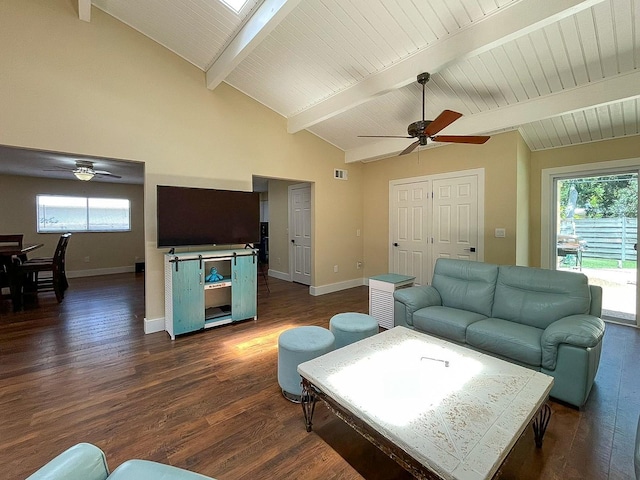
(45, 160, 122, 181)
(358, 72, 490, 156)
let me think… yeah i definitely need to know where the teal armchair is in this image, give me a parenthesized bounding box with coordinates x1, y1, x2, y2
(27, 443, 215, 480)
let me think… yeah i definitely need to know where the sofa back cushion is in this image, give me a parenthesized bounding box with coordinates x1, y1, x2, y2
(432, 258, 498, 317)
(493, 265, 591, 329)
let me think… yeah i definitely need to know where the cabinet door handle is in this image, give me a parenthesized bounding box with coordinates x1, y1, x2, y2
(199, 273, 203, 285)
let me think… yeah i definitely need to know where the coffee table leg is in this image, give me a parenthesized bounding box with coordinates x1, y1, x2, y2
(532, 403, 551, 448)
(301, 378, 317, 432)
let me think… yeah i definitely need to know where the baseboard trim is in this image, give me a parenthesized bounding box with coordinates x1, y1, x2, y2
(67, 266, 135, 278)
(310, 278, 366, 296)
(263, 269, 367, 295)
(144, 317, 166, 335)
(268, 269, 291, 282)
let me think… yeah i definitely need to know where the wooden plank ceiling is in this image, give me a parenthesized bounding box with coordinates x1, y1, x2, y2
(90, 0, 640, 162)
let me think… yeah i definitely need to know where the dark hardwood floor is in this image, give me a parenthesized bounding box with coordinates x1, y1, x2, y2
(1, 274, 638, 479)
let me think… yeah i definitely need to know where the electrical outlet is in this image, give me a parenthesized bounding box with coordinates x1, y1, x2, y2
(356, 261, 363, 269)
(495, 228, 506, 238)
(333, 265, 338, 273)
(356, 229, 361, 237)
(84, 256, 90, 263)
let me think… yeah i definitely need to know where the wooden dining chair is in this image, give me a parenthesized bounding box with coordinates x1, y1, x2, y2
(19, 233, 72, 303)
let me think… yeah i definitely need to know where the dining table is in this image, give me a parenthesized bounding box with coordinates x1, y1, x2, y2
(0, 243, 44, 311)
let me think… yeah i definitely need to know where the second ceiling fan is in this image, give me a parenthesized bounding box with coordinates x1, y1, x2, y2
(359, 72, 490, 156)
(44, 160, 122, 181)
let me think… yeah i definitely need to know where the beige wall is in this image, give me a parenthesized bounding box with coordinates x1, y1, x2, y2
(0, 0, 364, 321)
(516, 134, 531, 266)
(0, 174, 144, 273)
(529, 135, 640, 266)
(266, 175, 364, 286)
(362, 130, 522, 278)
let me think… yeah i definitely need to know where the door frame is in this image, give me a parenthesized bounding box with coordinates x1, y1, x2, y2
(541, 158, 640, 327)
(389, 168, 485, 280)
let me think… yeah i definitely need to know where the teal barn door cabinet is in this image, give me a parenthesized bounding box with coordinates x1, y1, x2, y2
(164, 249, 258, 339)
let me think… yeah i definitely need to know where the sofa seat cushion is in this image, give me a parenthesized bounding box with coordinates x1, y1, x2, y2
(413, 306, 486, 343)
(466, 318, 543, 367)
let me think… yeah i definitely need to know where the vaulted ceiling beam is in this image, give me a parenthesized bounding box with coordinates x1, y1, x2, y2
(345, 70, 640, 163)
(78, 0, 91, 22)
(288, 0, 606, 134)
(206, 0, 300, 90)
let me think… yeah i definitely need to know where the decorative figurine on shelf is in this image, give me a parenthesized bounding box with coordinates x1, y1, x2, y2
(205, 267, 223, 282)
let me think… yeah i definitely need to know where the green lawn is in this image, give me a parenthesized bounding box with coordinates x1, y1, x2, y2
(581, 257, 637, 269)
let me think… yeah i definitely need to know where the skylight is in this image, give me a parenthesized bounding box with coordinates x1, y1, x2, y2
(220, 0, 248, 14)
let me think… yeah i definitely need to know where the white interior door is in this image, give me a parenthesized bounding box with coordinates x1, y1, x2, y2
(390, 170, 483, 284)
(390, 181, 430, 286)
(289, 183, 311, 285)
(432, 175, 479, 262)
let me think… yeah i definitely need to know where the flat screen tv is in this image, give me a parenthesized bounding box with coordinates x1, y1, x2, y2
(157, 185, 260, 248)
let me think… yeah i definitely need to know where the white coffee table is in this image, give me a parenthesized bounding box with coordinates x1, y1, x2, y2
(297, 326, 553, 480)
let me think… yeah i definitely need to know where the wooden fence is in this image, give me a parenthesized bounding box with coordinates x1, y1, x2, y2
(563, 217, 637, 262)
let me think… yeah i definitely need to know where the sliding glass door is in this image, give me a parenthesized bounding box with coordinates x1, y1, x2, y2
(553, 172, 638, 325)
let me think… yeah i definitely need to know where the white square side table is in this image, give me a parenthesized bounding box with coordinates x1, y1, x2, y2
(368, 273, 415, 329)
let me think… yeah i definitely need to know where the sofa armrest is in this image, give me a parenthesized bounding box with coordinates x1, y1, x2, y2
(541, 315, 605, 370)
(589, 285, 603, 317)
(26, 443, 109, 480)
(393, 286, 441, 327)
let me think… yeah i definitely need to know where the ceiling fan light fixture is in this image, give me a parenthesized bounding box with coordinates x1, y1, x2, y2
(73, 167, 95, 181)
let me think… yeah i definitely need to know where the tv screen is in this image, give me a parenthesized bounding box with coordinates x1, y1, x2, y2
(157, 185, 260, 248)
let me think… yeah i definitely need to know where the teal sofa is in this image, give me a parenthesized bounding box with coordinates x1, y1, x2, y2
(27, 443, 215, 480)
(394, 258, 605, 408)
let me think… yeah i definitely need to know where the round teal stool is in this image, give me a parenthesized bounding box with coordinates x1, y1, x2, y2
(277, 326, 335, 402)
(329, 312, 379, 349)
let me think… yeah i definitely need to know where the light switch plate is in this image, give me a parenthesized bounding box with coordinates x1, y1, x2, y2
(495, 228, 506, 238)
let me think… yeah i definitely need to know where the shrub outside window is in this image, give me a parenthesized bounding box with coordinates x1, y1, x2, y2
(37, 195, 131, 232)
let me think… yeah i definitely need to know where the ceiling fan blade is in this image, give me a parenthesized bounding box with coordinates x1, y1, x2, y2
(424, 110, 463, 136)
(358, 135, 413, 139)
(95, 171, 122, 178)
(431, 135, 490, 144)
(399, 140, 420, 156)
(43, 167, 73, 172)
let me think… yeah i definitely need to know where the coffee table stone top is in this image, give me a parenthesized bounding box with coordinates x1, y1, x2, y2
(298, 326, 553, 480)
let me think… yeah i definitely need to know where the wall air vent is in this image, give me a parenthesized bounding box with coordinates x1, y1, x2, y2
(334, 169, 348, 180)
